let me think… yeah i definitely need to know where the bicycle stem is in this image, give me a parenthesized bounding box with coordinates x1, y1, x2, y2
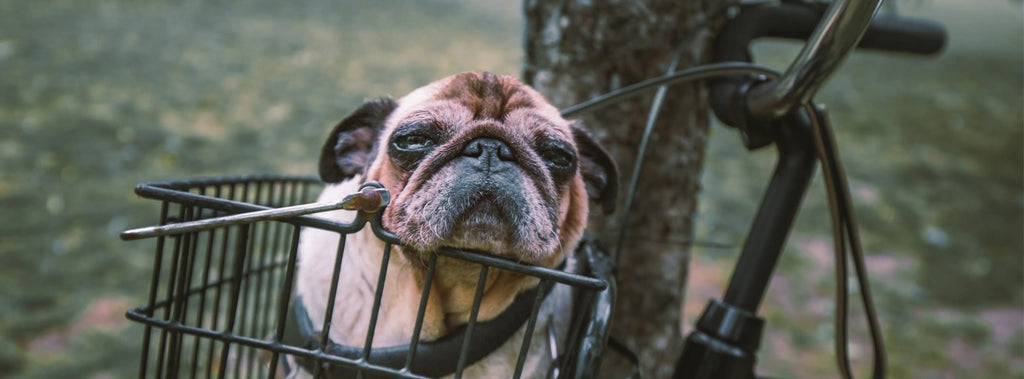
(745, 0, 882, 119)
(720, 109, 818, 311)
(674, 107, 819, 379)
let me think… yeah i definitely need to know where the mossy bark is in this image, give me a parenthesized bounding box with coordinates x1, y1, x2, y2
(523, 0, 728, 376)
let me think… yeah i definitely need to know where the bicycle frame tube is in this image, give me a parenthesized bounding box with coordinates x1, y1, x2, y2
(720, 110, 817, 311)
(674, 108, 818, 379)
(746, 0, 883, 119)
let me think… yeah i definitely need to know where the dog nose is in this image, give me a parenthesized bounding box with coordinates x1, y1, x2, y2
(462, 138, 515, 162)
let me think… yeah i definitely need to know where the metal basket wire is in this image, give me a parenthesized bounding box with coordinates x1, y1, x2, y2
(123, 175, 615, 379)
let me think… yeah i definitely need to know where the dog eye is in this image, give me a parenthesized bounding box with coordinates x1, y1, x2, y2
(540, 141, 577, 179)
(389, 123, 440, 171)
(544, 149, 573, 168)
(392, 134, 435, 151)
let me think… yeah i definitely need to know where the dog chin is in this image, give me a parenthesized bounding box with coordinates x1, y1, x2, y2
(386, 179, 560, 262)
(389, 201, 560, 266)
(397, 223, 557, 266)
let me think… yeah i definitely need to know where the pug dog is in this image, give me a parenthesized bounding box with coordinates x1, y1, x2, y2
(290, 72, 617, 378)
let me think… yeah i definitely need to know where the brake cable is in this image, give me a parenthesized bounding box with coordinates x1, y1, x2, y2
(804, 102, 887, 379)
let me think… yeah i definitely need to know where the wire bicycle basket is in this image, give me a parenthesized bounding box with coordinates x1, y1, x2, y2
(122, 175, 615, 378)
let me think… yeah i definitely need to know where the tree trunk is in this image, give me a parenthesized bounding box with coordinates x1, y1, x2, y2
(523, 0, 728, 377)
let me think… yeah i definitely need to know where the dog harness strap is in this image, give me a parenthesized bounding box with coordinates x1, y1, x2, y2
(283, 282, 556, 378)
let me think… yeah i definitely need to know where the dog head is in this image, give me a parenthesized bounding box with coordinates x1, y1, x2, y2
(318, 72, 617, 268)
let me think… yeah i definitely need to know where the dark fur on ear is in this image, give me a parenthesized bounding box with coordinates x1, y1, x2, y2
(318, 98, 398, 183)
(571, 123, 619, 213)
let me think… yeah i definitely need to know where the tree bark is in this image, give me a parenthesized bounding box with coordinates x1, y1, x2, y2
(523, 0, 728, 376)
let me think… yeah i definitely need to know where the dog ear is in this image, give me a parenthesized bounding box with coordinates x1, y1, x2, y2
(318, 98, 398, 183)
(571, 123, 619, 214)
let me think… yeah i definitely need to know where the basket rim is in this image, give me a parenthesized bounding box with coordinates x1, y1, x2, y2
(130, 174, 608, 290)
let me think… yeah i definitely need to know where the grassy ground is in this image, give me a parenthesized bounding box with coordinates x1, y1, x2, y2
(0, 0, 1019, 377)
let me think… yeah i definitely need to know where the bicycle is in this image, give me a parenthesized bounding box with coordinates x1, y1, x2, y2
(120, 0, 946, 377)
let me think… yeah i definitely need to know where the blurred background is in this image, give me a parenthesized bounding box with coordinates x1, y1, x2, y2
(0, 0, 1019, 377)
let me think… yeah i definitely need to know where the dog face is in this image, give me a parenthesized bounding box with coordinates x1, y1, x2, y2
(319, 72, 617, 267)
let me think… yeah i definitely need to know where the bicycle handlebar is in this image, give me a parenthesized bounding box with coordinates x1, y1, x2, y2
(748, 0, 884, 118)
(710, 1, 947, 136)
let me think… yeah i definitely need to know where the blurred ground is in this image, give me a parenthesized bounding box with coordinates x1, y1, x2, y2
(0, 0, 1020, 378)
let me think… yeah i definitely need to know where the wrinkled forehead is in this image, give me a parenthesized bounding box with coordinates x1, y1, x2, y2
(384, 72, 571, 139)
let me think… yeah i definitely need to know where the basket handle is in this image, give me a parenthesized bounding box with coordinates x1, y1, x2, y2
(121, 185, 389, 240)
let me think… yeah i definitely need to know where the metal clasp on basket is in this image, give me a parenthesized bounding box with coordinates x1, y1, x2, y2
(342, 181, 390, 213)
(121, 181, 390, 240)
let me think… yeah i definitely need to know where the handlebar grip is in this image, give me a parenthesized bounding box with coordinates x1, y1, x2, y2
(859, 14, 946, 55)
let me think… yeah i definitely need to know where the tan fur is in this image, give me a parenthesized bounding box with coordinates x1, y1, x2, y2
(294, 72, 604, 378)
